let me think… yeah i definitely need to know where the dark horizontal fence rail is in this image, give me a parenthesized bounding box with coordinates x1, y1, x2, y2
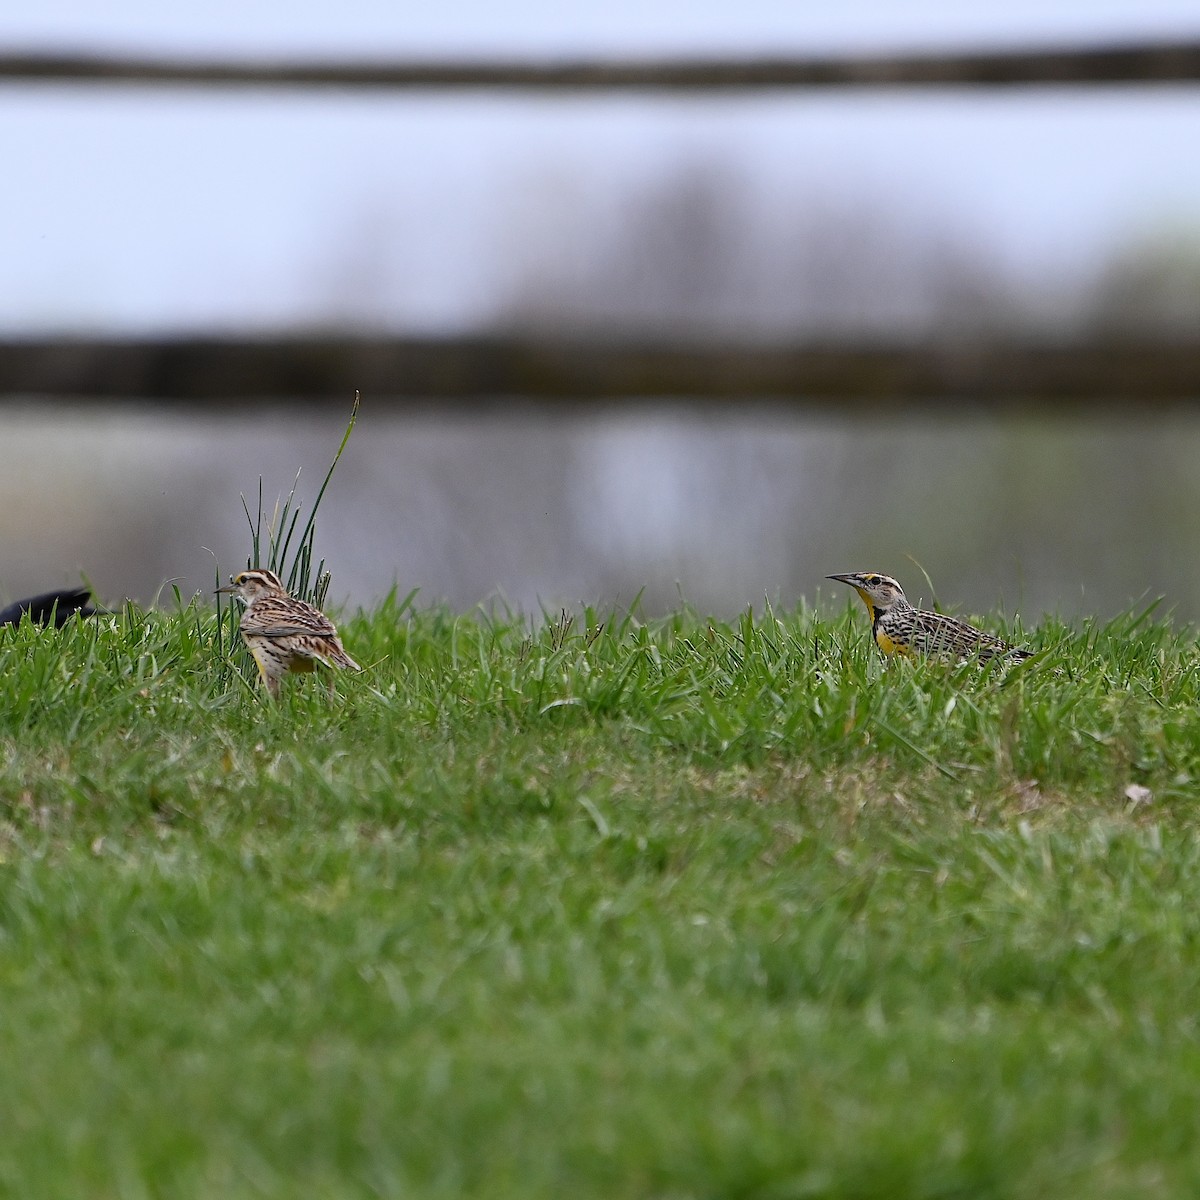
(3, 336, 1200, 409)
(3, 39, 1200, 92)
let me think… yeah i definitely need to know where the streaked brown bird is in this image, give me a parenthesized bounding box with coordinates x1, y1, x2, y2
(216, 568, 360, 697)
(827, 571, 1031, 662)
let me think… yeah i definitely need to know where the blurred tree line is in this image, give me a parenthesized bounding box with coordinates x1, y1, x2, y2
(491, 161, 1200, 342)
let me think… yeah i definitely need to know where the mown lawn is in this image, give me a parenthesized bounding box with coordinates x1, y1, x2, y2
(1, 595, 1198, 1198)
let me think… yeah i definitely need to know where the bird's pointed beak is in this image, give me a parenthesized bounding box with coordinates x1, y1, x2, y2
(827, 572, 876, 619)
(214, 583, 236, 595)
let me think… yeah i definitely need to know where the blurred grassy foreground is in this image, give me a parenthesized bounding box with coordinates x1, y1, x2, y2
(1, 596, 1199, 1198)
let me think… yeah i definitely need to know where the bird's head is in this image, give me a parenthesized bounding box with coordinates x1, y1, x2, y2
(215, 568, 287, 605)
(826, 572, 908, 620)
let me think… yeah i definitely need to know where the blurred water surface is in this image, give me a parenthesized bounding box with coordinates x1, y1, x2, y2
(3, 402, 1197, 623)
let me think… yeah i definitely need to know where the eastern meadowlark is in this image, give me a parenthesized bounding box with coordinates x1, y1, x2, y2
(216, 568, 360, 697)
(827, 571, 1031, 662)
(0, 586, 98, 628)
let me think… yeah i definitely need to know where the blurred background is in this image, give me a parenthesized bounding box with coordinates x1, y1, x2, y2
(4, 1, 1200, 619)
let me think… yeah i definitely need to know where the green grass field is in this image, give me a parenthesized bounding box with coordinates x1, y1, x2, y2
(2, 593, 1199, 1198)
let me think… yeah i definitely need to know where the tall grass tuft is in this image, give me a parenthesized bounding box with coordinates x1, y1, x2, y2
(215, 393, 360, 682)
(242, 391, 360, 606)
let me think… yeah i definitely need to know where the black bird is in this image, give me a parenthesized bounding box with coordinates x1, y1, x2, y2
(0, 587, 99, 628)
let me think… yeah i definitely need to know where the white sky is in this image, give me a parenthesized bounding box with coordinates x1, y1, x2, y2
(2, 1, 1199, 333)
(6, 0, 1200, 55)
